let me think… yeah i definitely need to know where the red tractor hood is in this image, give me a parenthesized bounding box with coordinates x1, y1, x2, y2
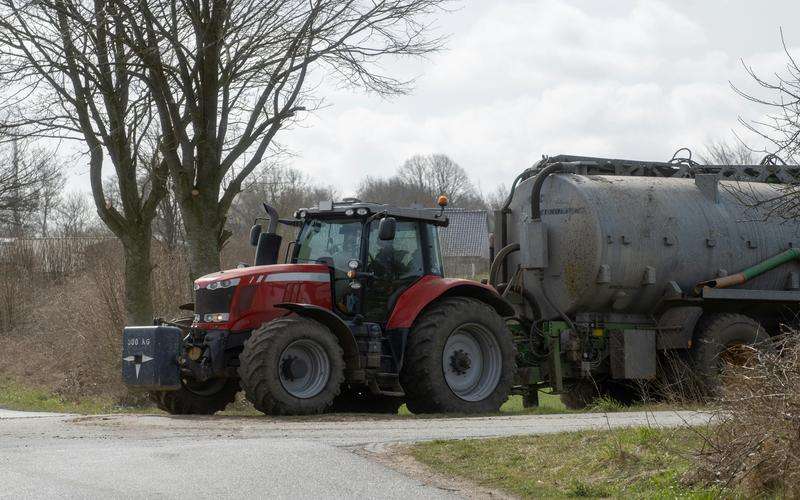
(194, 263, 331, 289)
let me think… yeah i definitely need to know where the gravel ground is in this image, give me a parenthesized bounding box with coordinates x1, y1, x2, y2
(0, 408, 710, 499)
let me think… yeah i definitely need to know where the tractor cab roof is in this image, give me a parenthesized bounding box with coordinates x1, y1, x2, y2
(294, 199, 449, 227)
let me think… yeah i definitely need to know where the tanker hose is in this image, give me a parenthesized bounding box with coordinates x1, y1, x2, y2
(489, 243, 520, 287)
(502, 159, 545, 214)
(694, 247, 800, 295)
(530, 162, 565, 220)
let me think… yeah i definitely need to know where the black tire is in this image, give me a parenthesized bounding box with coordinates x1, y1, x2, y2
(692, 313, 770, 394)
(400, 297, 516, 414)
(150, 378, 239, 415)
(239, 317, 345, 416)
(330, 387, 403, 414)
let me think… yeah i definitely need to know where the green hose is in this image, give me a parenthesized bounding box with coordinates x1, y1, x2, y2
(695, 247, 800, 293)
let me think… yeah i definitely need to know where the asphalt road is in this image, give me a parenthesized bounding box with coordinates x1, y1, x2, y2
(0, 408, 710, 499)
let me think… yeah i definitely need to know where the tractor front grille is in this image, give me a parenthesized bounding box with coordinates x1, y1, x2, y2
(195, 287, 236, 316)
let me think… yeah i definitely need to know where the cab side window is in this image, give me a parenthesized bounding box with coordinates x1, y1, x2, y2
(363, 221, 424, 321)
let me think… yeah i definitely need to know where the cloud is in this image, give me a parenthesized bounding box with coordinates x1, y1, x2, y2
(62, 0, 800, 197)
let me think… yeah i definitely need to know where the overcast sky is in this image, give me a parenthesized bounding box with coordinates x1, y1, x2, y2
(66, 0, 800, 197)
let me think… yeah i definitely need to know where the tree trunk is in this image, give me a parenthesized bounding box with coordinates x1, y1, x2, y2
(182, 196, 223, 280)
(121, 229, 154, 326)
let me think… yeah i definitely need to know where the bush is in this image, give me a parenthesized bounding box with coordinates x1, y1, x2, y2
(692, 337, 800, 496)
(0, 240, 190, 405)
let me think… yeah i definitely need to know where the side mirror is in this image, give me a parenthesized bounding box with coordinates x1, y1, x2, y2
(378, 217, 397, 241)
(249, 224, 262, 247)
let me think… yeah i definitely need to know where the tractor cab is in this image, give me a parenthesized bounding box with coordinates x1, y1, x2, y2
(286, 200, 447, 322)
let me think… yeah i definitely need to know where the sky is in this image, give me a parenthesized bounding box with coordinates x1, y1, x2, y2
(66, 0, 800, 197)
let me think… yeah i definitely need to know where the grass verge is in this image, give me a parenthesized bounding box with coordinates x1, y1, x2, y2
(409, 426, 724, 498)
(0, 377, 152, 414)
(0, 377, 682, 419)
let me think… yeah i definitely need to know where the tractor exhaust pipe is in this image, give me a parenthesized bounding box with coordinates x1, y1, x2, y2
(253, 203, 283, 266)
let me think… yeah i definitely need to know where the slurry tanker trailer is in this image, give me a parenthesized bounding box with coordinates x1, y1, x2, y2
(492, 153, 800, 407)
(123, 151, 800, 414)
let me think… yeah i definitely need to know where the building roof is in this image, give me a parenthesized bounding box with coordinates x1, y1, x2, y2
(438, 209, 490, 259)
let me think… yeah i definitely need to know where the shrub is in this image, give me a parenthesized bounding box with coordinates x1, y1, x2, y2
(0, 240, 190, 405)
(692, 337, 800, 497)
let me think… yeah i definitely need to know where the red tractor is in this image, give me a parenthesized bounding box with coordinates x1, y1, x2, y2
(123, 199, 516, 415)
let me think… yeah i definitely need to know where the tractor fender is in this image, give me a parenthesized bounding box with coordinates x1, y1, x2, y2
(275, 303, 361, 371)
(386, 276, 515, 330)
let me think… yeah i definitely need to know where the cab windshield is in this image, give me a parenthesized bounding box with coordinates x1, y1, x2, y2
(294, 219, 363, 272)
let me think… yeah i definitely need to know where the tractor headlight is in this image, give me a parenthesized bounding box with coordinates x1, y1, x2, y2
(345, 209, 355, 216)
(203, 313, 230, 323)
(356, 207, 369, 216)
(207, 277, 240, 290)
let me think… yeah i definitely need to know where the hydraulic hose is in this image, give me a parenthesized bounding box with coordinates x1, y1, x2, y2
(530, 162, 565, 221)
(489, 243, 520, 287)
(498, 160, 542, 283)
(695, 247, 800, 294)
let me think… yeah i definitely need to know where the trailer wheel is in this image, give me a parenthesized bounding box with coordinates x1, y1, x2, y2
(693, 313, 770, 394)
(239, 317, 345, 415)
(150, 378, 239, 415)
(330, 387, 403, 414)
(401, 297, 515, 414)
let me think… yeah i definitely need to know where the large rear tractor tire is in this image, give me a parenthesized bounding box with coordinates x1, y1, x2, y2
(150, 378, 239, 415)
(239, 317, 345, 416)
(400, 297, 515, 414)
(330, 387, 403, 414)
(692, 313, 770, 396)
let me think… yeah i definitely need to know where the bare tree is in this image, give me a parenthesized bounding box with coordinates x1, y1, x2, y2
(37, 159, 65, 237)
(0, 138, 62, 236)
(398, 154, 476, 204)
(154, 188, 184, 252)
(48, 0, 448, 280)
(484, 183, 509, 211)
(0, 2, 173, 324)
(357, 175, 431, 207)
(734, 30, 800, 164)
(725, 29, 800, 221)
(55, 192, 103, 237)
(700, 140, 756, 165)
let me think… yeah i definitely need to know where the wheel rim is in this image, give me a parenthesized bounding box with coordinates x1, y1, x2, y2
(442, 323, 502, 402)
(279, 339, 331, 399)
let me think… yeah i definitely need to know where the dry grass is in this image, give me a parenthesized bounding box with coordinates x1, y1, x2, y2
(691, 338, 800, 497)
(0, 240, 190, 405)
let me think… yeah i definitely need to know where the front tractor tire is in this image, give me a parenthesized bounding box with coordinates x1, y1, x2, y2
(239, 317, 345, 416)
(150, 378, 239, 415)
(401, 297, 516, 414)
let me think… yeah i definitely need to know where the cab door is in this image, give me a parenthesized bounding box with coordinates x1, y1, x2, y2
(362, 220, 426, 322)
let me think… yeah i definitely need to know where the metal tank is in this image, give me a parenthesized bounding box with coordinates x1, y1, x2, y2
(505, 172, 800, 319)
